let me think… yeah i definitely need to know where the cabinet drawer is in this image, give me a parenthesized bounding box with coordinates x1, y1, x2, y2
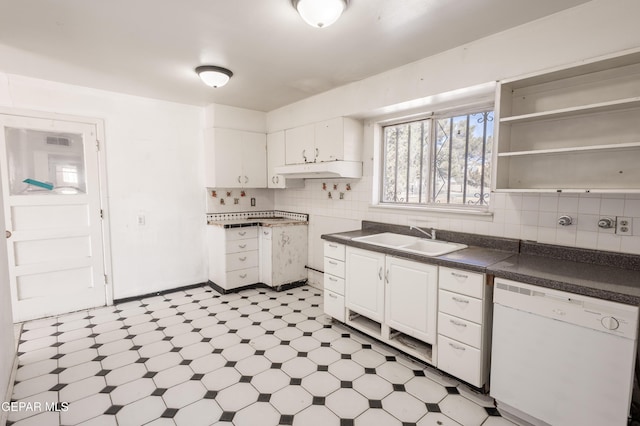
(324, 274, 345, 295)
(226, 238, 259, 254)
(437, 335, 482, 387)
(438, 312, 482, 348)
(324, 257, 345, 278)
(439, 267, 484, 299)
(226, 267, 259, 288)
(438, 290, 483, 324)
(324, 291, 345, 322)
(226, 251, 259, 271)
(324, 242, 345, 261)
(226, 227, 258, 241)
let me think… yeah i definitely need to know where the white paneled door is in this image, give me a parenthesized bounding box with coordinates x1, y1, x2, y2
(0, 113, 108, 322)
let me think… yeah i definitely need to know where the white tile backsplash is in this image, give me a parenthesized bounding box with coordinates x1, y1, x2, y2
(273, 176, 640, 256)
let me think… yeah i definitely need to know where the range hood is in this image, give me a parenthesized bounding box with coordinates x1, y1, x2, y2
(274, 161, 362, 179)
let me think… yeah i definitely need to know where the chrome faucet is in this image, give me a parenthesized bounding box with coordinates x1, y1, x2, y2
(410, 226, 436, 240)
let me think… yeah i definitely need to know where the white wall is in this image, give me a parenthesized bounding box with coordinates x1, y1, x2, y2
(0, 74, 207, 299)
(269, 0, 640, 284)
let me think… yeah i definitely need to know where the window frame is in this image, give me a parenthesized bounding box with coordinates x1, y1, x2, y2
(374, 102, 495, 215)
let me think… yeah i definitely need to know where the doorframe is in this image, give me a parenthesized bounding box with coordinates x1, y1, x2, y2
(0, 106, 114, 307)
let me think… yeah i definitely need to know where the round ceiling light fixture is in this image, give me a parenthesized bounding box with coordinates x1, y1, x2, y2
(195, 65, 233, 88)
(292, 0, 348, 28)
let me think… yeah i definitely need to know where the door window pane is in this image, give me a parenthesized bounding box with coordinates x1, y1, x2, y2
(5, 128, 87, 195)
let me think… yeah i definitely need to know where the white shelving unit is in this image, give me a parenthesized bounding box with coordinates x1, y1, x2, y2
(494, 49, 640, 193)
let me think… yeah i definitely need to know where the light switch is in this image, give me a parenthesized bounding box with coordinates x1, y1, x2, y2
(137, 214, 146, 226)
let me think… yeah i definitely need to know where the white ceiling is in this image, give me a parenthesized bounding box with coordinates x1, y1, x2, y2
(0, 0, 591, 111)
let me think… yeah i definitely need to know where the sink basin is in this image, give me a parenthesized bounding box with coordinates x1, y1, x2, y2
(352, 232, 467, 256)
(352, 232, 419, 247)
(398, 239, 467, 257)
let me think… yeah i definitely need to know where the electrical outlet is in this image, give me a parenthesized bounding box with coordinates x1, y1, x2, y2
(616, 216, 632, 235)
(137, 213, 146, 226)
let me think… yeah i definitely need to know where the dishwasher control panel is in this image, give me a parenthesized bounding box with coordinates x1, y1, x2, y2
(494, 279, 639, 339)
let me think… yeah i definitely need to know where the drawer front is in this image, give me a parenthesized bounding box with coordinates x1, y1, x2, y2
(324, 242, 345, 261)
(439, 267, 484, 299)
(226, 267, 259, 288)
(438, 290, 483, 324)
(226, 227, 258, 241)
(226, 251, 259, 271)
(324, 257, 345, 278)
(438, 312, 482, 348)
(226, 238, 259, 254)
(324, 274, 345, 295)
(324, 291, 345, 322)
(437, 334, 482, 387)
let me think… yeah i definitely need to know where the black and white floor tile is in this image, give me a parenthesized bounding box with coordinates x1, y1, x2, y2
(8, 285, 517, 426)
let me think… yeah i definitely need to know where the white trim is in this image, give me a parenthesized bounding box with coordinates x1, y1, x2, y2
(369, 202, 493, 218)
(0, 106, 114, 306)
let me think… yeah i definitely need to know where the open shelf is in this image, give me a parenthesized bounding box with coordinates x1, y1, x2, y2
(346, 310, 382, 338)
(497, 141, 640, 157)
(500, 97, 640, 124)
(494, 49, 640, 192)
(387, 328, 433, 364)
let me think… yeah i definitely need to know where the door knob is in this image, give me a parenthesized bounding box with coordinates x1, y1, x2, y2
(5, 230, 11, 239)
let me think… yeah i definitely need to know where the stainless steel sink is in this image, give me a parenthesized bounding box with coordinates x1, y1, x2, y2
(352, 232, 467, 256)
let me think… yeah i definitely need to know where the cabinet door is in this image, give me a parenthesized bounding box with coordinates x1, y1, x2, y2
(385, 257, 437, 344)
(267, 131, 286, 188)
(315, 117, 344, 162)
(204, 128, 244, 188)
(241, 131, 267, 188)
(345, 247, 385, 322)
(285, 124, 315, 164)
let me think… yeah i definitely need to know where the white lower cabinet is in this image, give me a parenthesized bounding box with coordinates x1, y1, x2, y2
(208, 226, 259, 291)
(345, 247, 385, 322)
(323, 242, 346, 322)
(343, 247, 437, 364)
(436, 266, 492, 388)
(385, 257, 437, 344)
(330, 244, 492, 386)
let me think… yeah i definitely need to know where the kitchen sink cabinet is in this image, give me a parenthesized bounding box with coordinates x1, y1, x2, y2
(341, 246, 437, 364)
(494, 49, 640, 193)
(284, 117, 363, 165)
(204, 127, 267, 188)
(345, 247, 385, 322)
(385, 257, 437, 344)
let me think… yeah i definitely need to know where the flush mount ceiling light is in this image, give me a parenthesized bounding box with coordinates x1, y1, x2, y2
(292, 0, 348, 28)
(195, 65, 233, 88)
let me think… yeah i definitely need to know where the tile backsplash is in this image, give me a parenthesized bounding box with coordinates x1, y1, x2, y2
(206, 188, 275, 213)
(274, 178, 640, 255)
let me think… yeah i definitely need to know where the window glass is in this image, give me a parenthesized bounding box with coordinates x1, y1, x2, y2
(381, 109, 493, 208)
(5, 128, 87, 195)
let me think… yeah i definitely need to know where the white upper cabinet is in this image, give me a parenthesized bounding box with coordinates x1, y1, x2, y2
(267, 131, 303, 189)
(284, 117, 363, 165)
(494, 49, 640, 193)
(204, 127, 267, 188)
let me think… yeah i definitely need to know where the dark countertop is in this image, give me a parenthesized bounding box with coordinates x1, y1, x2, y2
(321, 229, 515, 274)
(321, 221, 640, 306)
(488, 255, 640, 305)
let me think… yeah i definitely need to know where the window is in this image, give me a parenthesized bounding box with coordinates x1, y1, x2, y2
(380, 107, 493, 208)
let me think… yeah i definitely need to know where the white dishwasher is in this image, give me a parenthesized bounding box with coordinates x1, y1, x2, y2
(491, 278, 639, 426)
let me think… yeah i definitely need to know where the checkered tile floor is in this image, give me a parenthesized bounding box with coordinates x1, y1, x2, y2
(9, 285, 517, 425)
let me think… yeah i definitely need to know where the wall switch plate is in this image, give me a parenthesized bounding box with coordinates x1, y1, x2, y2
(250, 198, 256, 207)
(616, 216, 632, 235)
(137, 214, 146, 226)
